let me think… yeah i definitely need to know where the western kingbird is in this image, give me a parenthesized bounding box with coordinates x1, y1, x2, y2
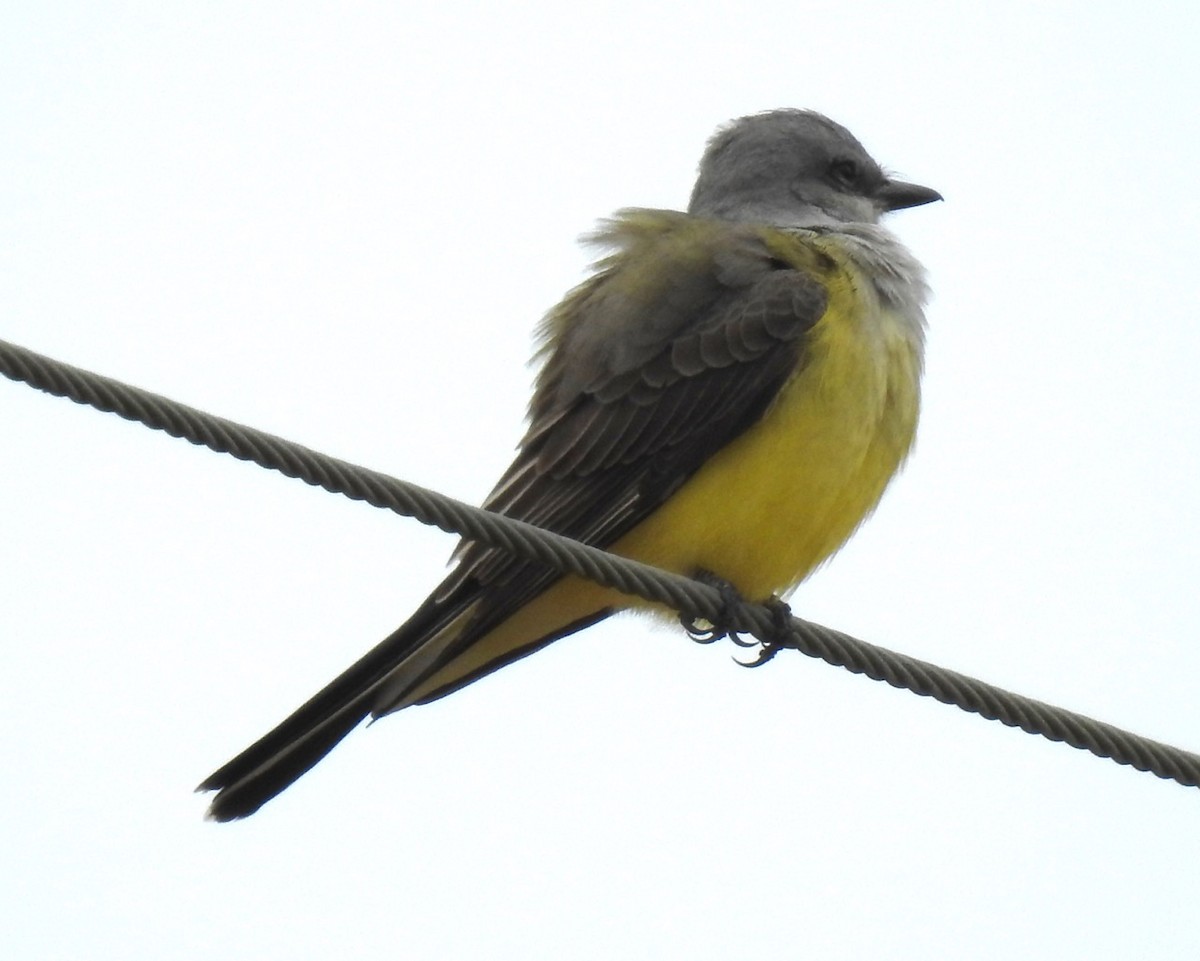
(200, 109, 940, 820)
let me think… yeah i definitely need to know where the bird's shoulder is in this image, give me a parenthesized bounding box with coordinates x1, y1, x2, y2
(531, 209, 837, 413)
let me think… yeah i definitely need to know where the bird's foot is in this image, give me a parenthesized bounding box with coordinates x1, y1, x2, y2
(680, 569, 755, 646)
(680, 570, 792, 666)
(733, 595, 794, 668)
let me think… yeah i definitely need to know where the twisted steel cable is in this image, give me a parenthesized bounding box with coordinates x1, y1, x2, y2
(4, 336, 1198, 790)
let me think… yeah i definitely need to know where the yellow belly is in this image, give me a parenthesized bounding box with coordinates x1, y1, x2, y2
(610, 258, 921, 602)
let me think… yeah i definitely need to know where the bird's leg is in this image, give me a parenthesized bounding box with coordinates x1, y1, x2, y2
(734, 595, 794, 668)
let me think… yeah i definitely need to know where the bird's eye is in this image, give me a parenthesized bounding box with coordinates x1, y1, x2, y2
(828, 158, 860, 188)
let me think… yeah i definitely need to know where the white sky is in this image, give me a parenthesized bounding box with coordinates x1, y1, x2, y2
(4, 2, 1200, 958)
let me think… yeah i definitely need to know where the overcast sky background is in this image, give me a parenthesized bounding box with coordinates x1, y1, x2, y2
(4, 3, 1199, 959)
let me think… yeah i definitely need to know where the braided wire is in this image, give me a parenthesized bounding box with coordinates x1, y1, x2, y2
(3, 336, 1198, 790)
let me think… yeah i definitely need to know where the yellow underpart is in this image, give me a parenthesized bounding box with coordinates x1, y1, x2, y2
(404, 232, 921, 702)
(612, 232, 921, 603)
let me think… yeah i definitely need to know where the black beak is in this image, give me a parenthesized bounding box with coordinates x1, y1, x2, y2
(876, 178, 943, 212)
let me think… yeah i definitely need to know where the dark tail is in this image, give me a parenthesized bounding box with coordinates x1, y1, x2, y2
(197, 591, 468, 822)
(199, 589, 613, 820)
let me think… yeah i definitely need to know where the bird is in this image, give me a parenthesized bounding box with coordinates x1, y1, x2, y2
(199, 108, 941, 820)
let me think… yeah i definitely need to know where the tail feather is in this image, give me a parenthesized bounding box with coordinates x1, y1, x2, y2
(200, 609, 616, 821)
(200, 696, 374, 821)
(198, 569, 619, 820)
(198, 589, 474, 821)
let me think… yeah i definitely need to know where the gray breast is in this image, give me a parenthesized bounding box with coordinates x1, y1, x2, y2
(835, 223, 929, 312)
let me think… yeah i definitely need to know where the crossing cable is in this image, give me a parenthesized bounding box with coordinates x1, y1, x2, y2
(3, 335, 1198, 791)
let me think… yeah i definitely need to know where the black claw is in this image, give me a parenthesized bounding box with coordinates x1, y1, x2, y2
(728, 629, 757, 648)
(680, 612, 724, 644)
(734, 640, 783, 668)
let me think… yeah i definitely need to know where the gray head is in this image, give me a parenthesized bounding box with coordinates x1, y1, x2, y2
(688, 109, 941, 228)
